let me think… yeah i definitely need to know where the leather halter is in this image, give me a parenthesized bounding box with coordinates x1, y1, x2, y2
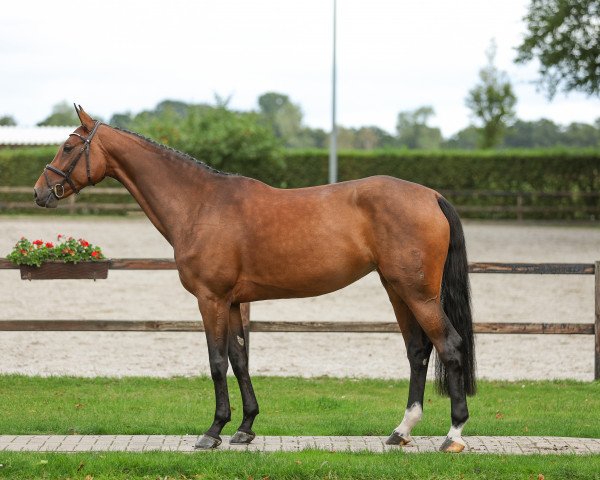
(44, 120, 102, 198)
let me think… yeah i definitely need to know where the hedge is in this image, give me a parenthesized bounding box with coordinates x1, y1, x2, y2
(275, 149, 600, 192)
(1, 147, 599, 219)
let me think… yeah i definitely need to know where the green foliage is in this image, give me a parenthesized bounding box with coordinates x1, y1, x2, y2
(334, 126, 396, 150)
(2, 146, 599, 192)
(37, 101, 81, 126)
(258, 91, 306, 148)
(449, 118, 600, 149)
(2, 143, 599, 219)
(466, 41, 517, 148)
(503, 118, 564, 148)
(113, 100, 284, 180)
(562, 121, 600, 147)
(0, 115, 16, 126)
(396, 106, 443, 149)
(0, 146, 56, 186)
(280, 148, 600, 191)
(279, 149, 600, 220)
(7, 236, 104, 267)
(515, 0, 600, 97)
(443, 125, 480, 149)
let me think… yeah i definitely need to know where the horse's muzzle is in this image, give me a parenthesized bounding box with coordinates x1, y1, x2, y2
(33, 187, 58, 208)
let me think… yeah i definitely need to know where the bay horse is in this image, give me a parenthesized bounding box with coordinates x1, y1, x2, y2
(33, 105, 476, 453)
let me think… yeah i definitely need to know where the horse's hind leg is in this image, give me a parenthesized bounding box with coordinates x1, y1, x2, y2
(405, 298, 469, 453)
(227, 303, 259, 444)
(380, 279, 433, 446)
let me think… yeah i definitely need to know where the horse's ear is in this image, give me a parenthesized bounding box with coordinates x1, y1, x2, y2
(74, 103, 95, 131)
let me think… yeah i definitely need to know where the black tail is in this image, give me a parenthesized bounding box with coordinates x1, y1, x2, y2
(435, 197, 477, 396)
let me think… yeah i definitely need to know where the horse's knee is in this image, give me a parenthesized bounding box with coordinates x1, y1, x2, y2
(209, 356, 228, 381)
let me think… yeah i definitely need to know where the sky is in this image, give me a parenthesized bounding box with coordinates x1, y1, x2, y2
(1, 0, 599, 137)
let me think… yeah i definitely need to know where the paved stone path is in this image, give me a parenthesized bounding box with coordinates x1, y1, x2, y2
(1, 435, 599, 455)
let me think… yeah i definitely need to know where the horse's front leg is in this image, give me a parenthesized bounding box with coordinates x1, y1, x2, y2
(228, 303, 259, 444)
(195, 294, 232, 449)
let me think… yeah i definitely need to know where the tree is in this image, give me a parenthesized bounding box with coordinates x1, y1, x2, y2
(335, 127, 359, 150)
(37, 101, 81, 126)
(109, 112, 134, 129)
(300, 127, 328, 148)
(466, 41, 517, 148)
(355, 126, 395, 150)
(515, 0, 600, 98)
(257, 92, 304, 147)
(443, 126, 480, 149)
(560, 121, 600, 147)
(113, 100, 284, 181)
(0, 115, 16, 126)
(503, 119, 562, 148)
(396, 106, 443, 149)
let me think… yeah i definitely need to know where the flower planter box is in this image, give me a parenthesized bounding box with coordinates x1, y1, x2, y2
(20, 261, 109, 281)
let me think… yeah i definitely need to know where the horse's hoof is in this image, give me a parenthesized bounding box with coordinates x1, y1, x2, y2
(194, 434, 222, 450)
(439, 436, 465, 453)
(230, 430, 256, 445)
(385, 431, 412, 446)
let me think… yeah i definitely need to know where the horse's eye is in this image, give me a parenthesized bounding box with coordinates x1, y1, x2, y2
(63, 144, 73, 153)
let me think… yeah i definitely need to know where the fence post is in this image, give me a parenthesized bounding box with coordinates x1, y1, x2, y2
(516, 194, 524, 222)
(241, 302, 251, 362)
(68, 195, 76, 215)
(595, 261, 600, 381)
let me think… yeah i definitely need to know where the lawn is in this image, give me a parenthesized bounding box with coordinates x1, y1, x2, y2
(0, 375, 598, 479)
(0, 375, 597, 438)
(1, 451, 599, 480)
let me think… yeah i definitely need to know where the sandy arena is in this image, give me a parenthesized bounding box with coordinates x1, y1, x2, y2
(1, 216, 598, 380)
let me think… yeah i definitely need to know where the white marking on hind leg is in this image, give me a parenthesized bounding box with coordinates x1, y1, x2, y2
(445, 422, 466, 446)
(394, 402, 423, 440)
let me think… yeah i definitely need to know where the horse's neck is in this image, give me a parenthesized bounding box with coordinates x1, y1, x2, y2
(102, 131, 214, 245)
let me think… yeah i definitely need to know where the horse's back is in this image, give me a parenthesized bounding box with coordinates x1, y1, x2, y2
(225, 175, 449, 302)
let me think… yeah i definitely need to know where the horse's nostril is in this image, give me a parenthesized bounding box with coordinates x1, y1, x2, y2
(33, 189, 38, 200)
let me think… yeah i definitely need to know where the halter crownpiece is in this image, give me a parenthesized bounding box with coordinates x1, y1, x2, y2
(43, 120, 102, 199)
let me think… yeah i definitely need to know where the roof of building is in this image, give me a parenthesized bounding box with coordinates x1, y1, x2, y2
(0, 126, 77, 146)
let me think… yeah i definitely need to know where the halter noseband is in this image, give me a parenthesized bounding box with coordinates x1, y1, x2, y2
(44, 120, 102, 199)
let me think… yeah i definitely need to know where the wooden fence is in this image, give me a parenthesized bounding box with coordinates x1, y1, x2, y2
(2, 186, 600, 219)
(1, 258, 599, 380)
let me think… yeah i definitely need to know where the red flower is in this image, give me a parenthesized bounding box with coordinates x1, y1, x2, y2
(20, 249, 27, 254)
(33, 239, 43, 246)
(45, 242, 54, 248)
(79, 239, 90, 247)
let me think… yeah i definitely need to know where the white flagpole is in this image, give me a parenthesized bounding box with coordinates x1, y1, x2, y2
(329, 0, 338, 184)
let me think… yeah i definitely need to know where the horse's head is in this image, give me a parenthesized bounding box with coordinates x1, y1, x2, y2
(33, 104, 108, 208)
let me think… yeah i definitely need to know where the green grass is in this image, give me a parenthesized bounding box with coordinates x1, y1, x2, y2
(0, 375, 598, 438)
(1, 451, 599, 480)
(1, 376, 598, 479)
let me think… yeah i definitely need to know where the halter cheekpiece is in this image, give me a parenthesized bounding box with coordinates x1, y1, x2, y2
(44, 120, 102, 198)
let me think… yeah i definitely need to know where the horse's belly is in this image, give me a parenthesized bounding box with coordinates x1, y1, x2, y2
(234, 242, 375, 302)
